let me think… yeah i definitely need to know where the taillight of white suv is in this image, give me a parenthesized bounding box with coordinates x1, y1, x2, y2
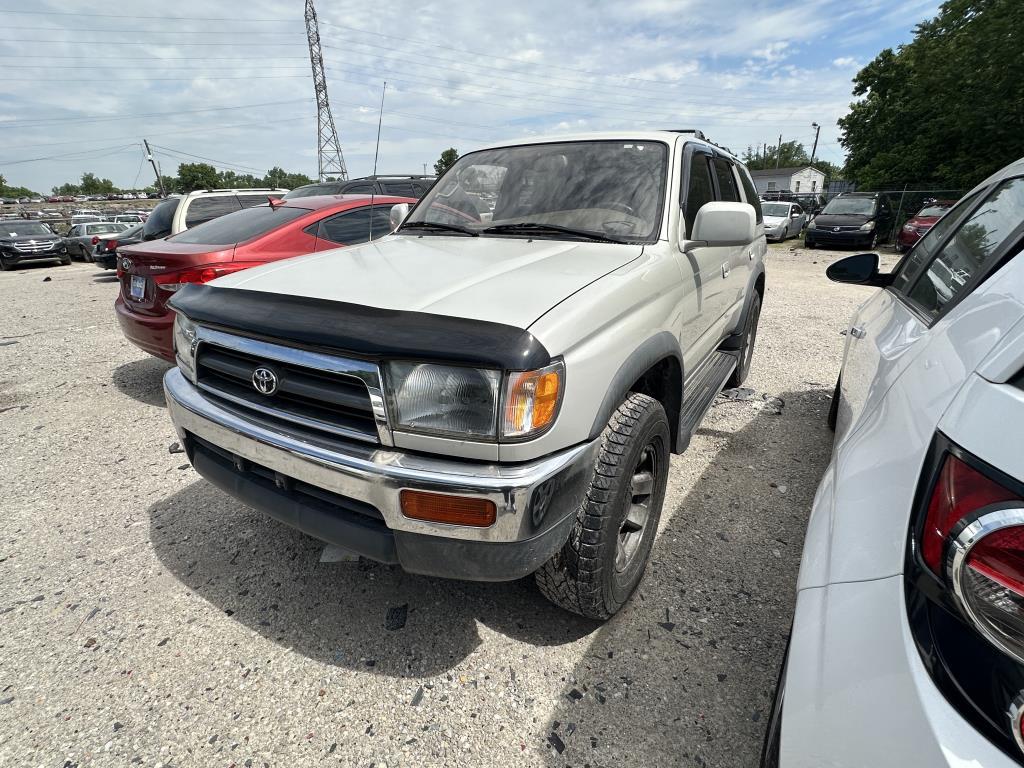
(907, 434, 1024, 763)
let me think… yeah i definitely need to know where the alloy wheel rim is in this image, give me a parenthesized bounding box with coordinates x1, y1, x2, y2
(616, 444, 658, 572)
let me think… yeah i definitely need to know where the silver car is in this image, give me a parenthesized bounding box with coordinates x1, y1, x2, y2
(761, 201, 806, 241)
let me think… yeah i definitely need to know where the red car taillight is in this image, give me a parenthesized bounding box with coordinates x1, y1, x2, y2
(920, 451, 1024, 663)
(91, 236, 100, 245)
(151, 261, 263, 293)
(106, 239, 118, 251)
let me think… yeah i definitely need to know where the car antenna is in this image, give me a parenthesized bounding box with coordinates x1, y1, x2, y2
(369, 80, 386, 242)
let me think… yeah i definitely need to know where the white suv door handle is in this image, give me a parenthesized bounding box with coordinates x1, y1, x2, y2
(722, 263, 730, 278)
(850, 326, 867, 339)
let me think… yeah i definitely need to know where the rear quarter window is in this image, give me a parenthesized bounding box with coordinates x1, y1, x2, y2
(143, 198, 179, 239)
(170, 205, 310, 246)
(184, 196, 242, 228)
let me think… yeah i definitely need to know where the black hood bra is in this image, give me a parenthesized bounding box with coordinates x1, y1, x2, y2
(170, 283, 552, 371)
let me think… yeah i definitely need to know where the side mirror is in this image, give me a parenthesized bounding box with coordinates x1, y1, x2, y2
(685, 202, 756, 249)
(826, 253, 893, 287)
(389, 203, 411, 231)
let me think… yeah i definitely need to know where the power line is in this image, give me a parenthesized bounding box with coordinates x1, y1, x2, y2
(0, 9, 299, 22)
(0, 142, 141, 166)
(0, 99, 313, 129)
(149, 144, 267, 175)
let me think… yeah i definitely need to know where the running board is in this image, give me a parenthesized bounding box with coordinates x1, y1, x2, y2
(677, 350, 738, 450)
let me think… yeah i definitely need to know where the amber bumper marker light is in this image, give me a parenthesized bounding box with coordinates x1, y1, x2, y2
(400, 490, 496, 527)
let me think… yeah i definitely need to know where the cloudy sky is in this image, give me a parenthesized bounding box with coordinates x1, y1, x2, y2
(0, 0, 938, 194)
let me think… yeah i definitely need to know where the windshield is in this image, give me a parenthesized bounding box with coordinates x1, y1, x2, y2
(761, 203, 791, 217)
(3, 221, 53, 237)
(821, 197, 877, 216)
(403, 140, 669, 242)
(169, 204, 309, 245)
(917, 205, 952, 217)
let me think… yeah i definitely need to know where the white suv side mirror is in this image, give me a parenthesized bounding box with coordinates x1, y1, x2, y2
(689, 202, 757, 248)
(389, 203, 411, 231)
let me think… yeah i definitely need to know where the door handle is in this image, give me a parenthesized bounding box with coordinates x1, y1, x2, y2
(722, 263, 730, 278)
(850, 326, 867, 339)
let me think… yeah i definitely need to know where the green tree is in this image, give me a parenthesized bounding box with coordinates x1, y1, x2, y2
(263, 166, 313, 190)
(433, 148, 459, 176)
(741, 141, 811, 171)
(79, 172, 115, 195)
(174, 162, 219, 192)
(839, 0, 1024, 189)
(52, 182, 81, 196)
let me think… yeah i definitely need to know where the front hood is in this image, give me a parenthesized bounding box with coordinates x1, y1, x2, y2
(211, 234, 645, 329)
(762, 216, 786, 227)
(813, 213, 871, 227)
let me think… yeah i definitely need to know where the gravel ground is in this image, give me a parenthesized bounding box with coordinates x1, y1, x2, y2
(0, 244, 893, 767)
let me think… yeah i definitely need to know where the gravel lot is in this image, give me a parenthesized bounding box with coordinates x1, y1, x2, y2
(0, 244, 892, 767)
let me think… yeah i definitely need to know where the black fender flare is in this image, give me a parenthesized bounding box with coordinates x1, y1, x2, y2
(588, 331, 685, 450)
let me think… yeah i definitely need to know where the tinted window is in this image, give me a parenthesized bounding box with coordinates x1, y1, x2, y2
(343, 183, 375, 194)
(68, 226, 81, 237)
(906, 178, 1024, 318)
(86, 223, 123, 234)
(184, 196, 242, 228)
(891, 189, 985, 293)
(737, 166, 763, 223)
(382, 182, 415, 196)
(712, 158, 741, 202)
(317, 205, 395, 246)
(821, 197, 876, 215)
(412, 182, 431, 197)
(171, 205, 309, 246)
(684, 154, 715, 233)
(144, 197, 180, 239)
(283, 184, 342, 199)
(239, 193, 281, 209)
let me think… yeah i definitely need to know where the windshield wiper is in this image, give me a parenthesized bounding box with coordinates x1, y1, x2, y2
(399, 221, 478, 236)
(481, 222, 626, 243)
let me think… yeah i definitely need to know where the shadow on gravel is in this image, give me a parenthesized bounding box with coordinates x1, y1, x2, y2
(539, 387, 835, 768)
(92, 273, 119, 283)
(147, 481, 600, 678)
(112, 357, 171, 407)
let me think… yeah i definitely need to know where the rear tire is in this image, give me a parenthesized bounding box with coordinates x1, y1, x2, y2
(0, 255, 11, 271)
(726, 291, 761, 389)
(827, 375, 840, 431)
(805, 241, 816, 249)
(535, 393, 670, 620)
(60, 255, 71, 266)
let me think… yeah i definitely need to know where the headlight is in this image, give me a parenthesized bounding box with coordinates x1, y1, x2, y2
(502, 361, 563, 439)
(389, 362, 501, 439)
(859, 220, 876, 231)
(172, 313, 198, 382)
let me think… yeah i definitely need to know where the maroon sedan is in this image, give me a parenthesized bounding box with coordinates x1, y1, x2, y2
(116, 195, 413, 361)
(895, 200, 956, 252)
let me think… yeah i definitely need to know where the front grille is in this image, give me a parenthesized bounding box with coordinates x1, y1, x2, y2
(195, 342, 380, 444)
(13, 240, 60, 253)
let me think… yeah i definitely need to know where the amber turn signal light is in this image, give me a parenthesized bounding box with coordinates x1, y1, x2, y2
(399, 490, 497, 527)
(503, 361, 563, 438)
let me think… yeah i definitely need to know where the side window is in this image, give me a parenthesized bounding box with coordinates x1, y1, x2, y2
(791, 205, 802, 217)
(382, 182, 415, 196)
(737, 166, 763, 224)
(238, 194, 277, 209)
(317, 205, 395, 246)
(68, 226, 80, 237)
(905, 178, 1024, 319)
(184, 196, 242, 228)
(891, 189, 986, 293)
(712, 158, 741, 202)
(343, 183, 374, 194)
(682, 153, 715, 234)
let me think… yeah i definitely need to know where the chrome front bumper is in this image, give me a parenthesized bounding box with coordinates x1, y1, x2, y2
(164, 368, 598, 550)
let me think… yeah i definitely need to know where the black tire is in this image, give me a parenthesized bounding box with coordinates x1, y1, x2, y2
(827, 375, 840, 431)
(0, 255, 11, 271)
(60, 255, 71, 266)
(535, 393, 670, 620)
(726, 291, 762, 389)
(805, 240, 816, 249)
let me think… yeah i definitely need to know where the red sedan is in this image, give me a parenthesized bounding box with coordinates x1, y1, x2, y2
(895, 200, 956, 252)
(116, 195, 413, 361)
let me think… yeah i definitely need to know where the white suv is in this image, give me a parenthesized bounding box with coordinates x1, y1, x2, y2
(141, 188, 287, 240)
(765, 157, 1024, 766)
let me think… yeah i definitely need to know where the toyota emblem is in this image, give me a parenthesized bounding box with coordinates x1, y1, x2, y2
(251, 366, 280, 396)
(120, 257, 132, 271)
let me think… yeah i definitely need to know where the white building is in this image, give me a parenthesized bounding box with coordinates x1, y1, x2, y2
(749, 166, 826, 196)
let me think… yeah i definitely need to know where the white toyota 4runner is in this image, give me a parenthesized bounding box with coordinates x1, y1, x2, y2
(163, 132, 767, 618)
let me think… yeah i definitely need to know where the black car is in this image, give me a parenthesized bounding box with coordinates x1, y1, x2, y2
(0, 219, 70, 270)
(804, 192, 895, 249)
(94, 222, 144, 270)
(283, 175, 435, 200)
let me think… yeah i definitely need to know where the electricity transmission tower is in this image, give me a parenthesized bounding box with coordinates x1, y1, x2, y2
(304, 0, 348, 181)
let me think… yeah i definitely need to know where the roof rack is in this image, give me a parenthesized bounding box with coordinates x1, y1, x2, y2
(666, 129, 707, 140)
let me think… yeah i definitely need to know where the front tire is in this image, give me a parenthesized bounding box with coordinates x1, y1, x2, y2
(827, 375, 841, 431)
(0, 255, 11, 271)
(535, 393, 670, 620)
(726, 291, 762, 389)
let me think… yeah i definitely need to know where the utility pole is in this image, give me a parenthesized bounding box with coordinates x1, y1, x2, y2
(810, 122, 821, 164)
(423, 163, 427, 175)
(774, 135, 782, 169)
(143, 139, 165, 197)
(304, 0, 348, 182)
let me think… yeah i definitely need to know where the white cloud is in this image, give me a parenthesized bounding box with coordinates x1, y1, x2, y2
(832, 56, 859, 68)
